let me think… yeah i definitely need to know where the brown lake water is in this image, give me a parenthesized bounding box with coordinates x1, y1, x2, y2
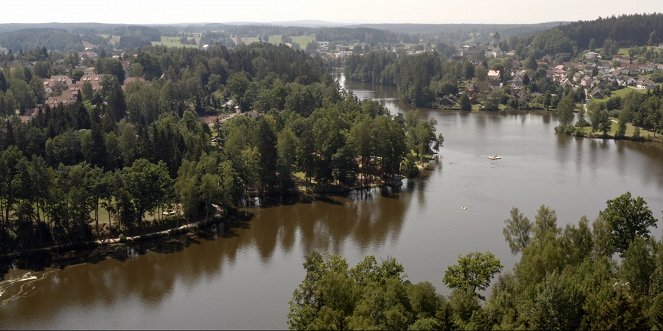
(1, 75, 662, 329)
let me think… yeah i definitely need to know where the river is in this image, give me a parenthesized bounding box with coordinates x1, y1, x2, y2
(1, 75, 662, 329)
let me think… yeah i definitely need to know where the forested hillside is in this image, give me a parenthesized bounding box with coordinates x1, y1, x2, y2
(0, 28, 83, 52)
(558, 13, 663, 50)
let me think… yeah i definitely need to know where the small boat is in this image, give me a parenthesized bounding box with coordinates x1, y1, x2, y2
(488, 155, 502, 160)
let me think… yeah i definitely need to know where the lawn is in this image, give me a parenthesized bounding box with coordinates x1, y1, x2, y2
(576, 120, 658, 141)
(592, 87, 648, 104)
(241, 36, 261, 44)
(268, 35, 283, 45)
(291, 35, 316, 48)
(151, 36, 198, 48)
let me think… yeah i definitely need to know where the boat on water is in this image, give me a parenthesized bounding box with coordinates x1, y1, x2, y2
(488, 155, 502, 160)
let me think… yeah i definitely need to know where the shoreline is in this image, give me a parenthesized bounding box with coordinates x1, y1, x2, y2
(0, 174, 431, 273)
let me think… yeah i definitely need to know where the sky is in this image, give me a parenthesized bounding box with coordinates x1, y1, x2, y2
(0, 0, 660, 25)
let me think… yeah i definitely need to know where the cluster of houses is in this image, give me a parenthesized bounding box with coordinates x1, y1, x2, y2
(460, 41, 663, 104)
(546, 52, 662, 99)
(42, 69, 105, 108)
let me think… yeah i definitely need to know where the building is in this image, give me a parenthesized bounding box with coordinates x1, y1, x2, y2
(42, 75, 73, 94)
(45, 89, 79, 108)
(487, 70, 501, 81)
(76, 74, 105, 91)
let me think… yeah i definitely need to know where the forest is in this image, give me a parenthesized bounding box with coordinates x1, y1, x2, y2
(0, 28, 84, 53)
(288, 192, 663, 330)
(0, 43, 441, 255)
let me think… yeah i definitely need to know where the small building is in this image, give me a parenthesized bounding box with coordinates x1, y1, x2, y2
(487, 70, 501, 81)
(636, 78, 656, 90)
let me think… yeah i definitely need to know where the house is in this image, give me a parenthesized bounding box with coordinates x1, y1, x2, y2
(42, 75, 73, 94)
(45, 89, 79, 108)
(316, 41, 330, 52)
(580, 76, 594, 88)
(508, 80, 524, 92)
(626, 77, 637, 86)
(589, 86, 602, 99)
(487, 70, 501, 81)
(636, 78, 656, 90)
(76, 74, 105, 91)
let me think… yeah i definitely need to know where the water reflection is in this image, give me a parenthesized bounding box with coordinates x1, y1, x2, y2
(0, 185, 417, 328)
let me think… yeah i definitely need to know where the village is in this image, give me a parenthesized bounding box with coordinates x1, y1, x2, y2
(8, 27, 663, 124)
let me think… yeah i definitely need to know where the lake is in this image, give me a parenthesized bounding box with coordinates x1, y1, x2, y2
(1, 75, 662, 329)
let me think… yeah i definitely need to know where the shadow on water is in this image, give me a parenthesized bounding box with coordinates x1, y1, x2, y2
(0, 209, 256, 281)
(0, 185, 415, 327)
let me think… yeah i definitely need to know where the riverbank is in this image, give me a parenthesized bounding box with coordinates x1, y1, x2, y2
(556, 121, 662, 144)
(0, 170, 435, 275)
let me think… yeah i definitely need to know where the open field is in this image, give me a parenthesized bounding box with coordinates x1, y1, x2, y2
(151, 36, 198, 48)
(241, 36, 261, 44)
(291, 35, 316, 48)
(268, 35, 282, 45)
(592, 86, 648, 104)
(576, 120, 659, 141)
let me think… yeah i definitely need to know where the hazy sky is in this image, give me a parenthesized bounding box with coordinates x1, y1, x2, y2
(1, 0, 660, 24)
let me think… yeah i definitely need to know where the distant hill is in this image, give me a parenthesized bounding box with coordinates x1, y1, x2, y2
(0, 28, 83, 52)
(0, 23, 128, 33)
(225, 20, 347, 28)
(351, 22, 565, 38)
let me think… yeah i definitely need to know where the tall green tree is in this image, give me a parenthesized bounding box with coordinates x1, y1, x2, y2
(600, 192, 657, 255)
(443, 252, 503, 300)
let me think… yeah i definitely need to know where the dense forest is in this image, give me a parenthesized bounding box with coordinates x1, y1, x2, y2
(0, 28, 83, 53)
(353, 22, 563, 45)
(288, 192, 663, 329)
(558, 13, 663, 50)
(0, 43, 441, 255)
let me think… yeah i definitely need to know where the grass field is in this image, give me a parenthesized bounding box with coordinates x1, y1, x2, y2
(576, 120, 658, 141)
(291, 35, 316, 48)
(592, 87, 648, 104)
(151, 36, 198, 48)
(268, 35, 282, 45)
(618, 46, 660, 56)
(241, 36, 261, 44)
